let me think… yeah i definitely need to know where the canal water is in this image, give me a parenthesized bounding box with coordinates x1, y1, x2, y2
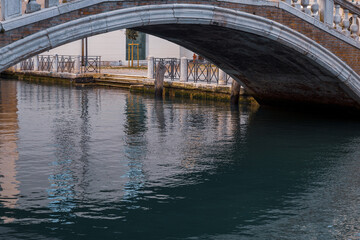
(1, 80, 360, 239)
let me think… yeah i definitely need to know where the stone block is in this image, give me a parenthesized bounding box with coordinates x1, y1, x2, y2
(1, 0, 22, 20)
(180, 57, 188, 82)
(147, 56, 154, 79)
(218, 69, 227, 85)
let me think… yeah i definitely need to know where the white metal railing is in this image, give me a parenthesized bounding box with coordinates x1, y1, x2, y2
(186, 60, 220, 84)
(18, 54, 101, 74)
(148, 57, 233, 85)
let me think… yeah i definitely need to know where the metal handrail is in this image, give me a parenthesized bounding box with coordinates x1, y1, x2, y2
(153, 58, 180, 81)
(187, 60, 219, 84)
(19, 54, 101, 74)
(153, 57, 232, 84)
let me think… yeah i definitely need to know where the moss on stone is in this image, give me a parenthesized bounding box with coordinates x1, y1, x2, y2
(1, 71, 257, 104)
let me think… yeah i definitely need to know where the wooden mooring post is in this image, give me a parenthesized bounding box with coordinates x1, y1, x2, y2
(155, 61, 166, 98)
(230, 80, 241, 105)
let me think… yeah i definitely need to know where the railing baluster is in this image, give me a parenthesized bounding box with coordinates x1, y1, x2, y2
(301, 0, 311, 14)
(350, 14, 359, 40)
(342, 9, 351, 36)
(311, 0, 320, 19)
(26, 0, 41, 14)
(334, 5, 342, 31)
(293, 0, 302, 9)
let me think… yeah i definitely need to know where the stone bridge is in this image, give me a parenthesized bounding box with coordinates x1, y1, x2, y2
(1, 0, 360, 109)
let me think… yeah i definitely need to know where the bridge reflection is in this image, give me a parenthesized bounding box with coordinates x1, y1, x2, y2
(0, 81, 20, 223)
(123, 94, 147, 204)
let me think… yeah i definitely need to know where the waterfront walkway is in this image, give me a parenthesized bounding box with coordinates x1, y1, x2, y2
(2, 67, 245, 102)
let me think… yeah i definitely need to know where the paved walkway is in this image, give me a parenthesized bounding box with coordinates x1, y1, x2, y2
(101, 67, 147, 76)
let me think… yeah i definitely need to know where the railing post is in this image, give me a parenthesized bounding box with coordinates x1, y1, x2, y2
(1, 0, 22, 20)
(33, 56, 39, 71)
(98, 56, 101, 73)
(206, 64, 211, 83)
(218, 69, 227, 85)
(45, 0, 59, 8)
(75, 56, 81, 74)
(180, 57, 188, 82)
(147, 56, 154, 79)
(53, 54, 59, 72)
(26, 0, 41, 14)
(319, 0, 334, 26)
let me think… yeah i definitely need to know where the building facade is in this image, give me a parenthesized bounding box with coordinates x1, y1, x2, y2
(44, 30, 194, 66)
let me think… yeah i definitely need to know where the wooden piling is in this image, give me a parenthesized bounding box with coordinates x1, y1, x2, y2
(155, 61, 166, 98)
(230, 80, 241, 105)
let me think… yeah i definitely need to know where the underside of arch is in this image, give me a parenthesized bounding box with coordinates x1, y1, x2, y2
(136, 24, 360, 108)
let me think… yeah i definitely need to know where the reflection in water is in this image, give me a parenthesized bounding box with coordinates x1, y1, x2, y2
(2, 80, 360, 239)
(47, 89, 92, 220)
(0, 81, 19, 224)
(123, 94, 147, 203)
(154, 99, 166, 132)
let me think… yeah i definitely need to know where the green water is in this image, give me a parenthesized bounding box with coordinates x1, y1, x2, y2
(1, 80, 360, 239)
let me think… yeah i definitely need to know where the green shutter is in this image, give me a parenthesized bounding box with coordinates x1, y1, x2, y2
(126, 32, 146, 61)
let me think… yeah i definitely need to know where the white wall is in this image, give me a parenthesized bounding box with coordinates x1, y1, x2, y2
(45, 30, 193, 64)
(45, 40, 81, 56)
(87, 30, 126, 62)
(180, 47, 194, 59)
(148, 35, 180, 58)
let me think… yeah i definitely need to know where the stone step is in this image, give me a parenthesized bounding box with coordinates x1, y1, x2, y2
(95, 75, 148, 89)
(95, 82, 134, 89)
(102, 74, 147, 79)
(97, 77, 145, 84)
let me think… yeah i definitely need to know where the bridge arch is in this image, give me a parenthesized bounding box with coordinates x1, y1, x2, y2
(2, 3, 360, 108)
